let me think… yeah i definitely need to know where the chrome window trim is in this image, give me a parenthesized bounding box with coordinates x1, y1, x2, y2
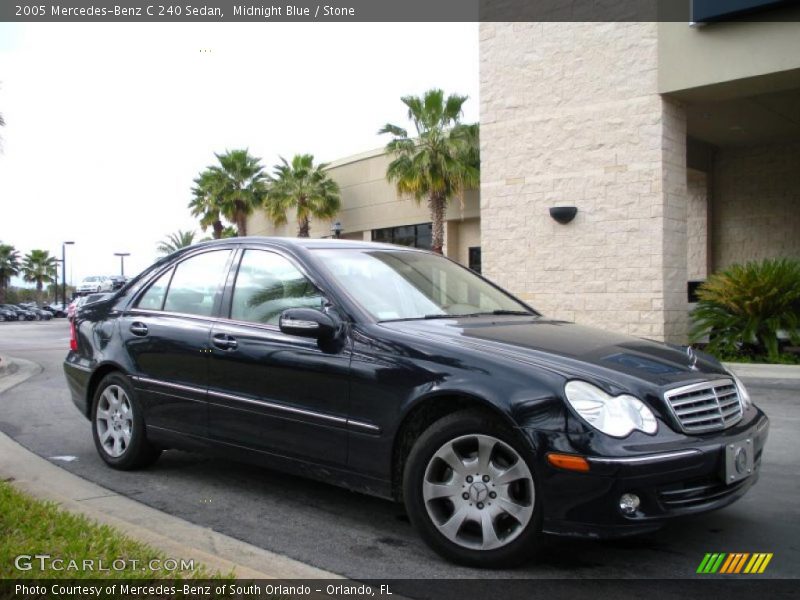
(588, 449, 701, 465)
(127, 308, 221, 323)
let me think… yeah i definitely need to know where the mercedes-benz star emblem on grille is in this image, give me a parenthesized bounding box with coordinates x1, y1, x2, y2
(686, 346, 699, 371)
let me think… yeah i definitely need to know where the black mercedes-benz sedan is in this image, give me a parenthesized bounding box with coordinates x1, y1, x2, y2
(63, 238, 769, 567)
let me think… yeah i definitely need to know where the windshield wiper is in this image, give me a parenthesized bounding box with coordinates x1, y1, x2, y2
(422, 310, 534, 320)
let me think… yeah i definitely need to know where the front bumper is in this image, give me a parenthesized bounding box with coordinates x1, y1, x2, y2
(529, 410, 769, 539)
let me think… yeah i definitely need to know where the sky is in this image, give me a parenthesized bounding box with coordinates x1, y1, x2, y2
(0, 22, 479, 287)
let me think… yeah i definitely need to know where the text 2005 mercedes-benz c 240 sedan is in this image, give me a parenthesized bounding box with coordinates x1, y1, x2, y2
(64, 238, 769, 567)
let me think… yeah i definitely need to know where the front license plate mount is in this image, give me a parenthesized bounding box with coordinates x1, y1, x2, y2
(724, 437, 754, 485)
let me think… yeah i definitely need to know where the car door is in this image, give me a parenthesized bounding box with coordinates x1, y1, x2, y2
(121, 249, 233, 438)
(206, 248, 350, 466)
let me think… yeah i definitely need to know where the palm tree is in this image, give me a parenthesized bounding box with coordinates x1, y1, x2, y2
(211, 149, 268, 236)
(379, 89, 480, 254)
(0, 243, 20, 303)
(189, 169, 225, 239)
(157, 230, 197, 256)
(21, 249, 57, 303)
(265, 154, 341, 238)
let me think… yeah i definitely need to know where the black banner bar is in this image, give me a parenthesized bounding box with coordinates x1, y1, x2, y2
(2, 579, 799, 600)
(3, 0, 800, 22)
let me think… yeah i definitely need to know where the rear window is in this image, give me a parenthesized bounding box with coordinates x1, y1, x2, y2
(136, 250, 230, 317)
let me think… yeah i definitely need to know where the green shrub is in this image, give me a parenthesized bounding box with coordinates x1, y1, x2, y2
(690, 258, 800, 362)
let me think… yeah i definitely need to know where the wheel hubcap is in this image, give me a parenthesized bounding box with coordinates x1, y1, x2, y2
(422, 433, 535, 551)
(95, 385, 133, 458)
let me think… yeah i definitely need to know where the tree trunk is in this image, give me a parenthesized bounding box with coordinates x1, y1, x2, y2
(236, 212, 247, 237)
(298, 215, 310, 238)
(428, 193, 446, 254)
(0, 282, 6, 304)
(212, 220, 223, 240)
(36, 281, 43, 305)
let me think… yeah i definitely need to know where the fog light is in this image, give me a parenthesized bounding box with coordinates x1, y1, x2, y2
(619, 493, 640, 515)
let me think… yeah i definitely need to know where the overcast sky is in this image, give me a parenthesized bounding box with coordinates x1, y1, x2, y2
(0, 22, 479, 287)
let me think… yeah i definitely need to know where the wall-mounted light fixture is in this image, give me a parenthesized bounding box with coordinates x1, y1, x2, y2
(549, 206, 578, 225)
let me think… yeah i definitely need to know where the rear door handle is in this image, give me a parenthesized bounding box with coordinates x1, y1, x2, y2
(211, 333, 238, 351)
(129, 322, 148, 336)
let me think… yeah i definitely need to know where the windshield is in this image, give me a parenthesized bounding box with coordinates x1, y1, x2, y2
(313, 249, 536, 321)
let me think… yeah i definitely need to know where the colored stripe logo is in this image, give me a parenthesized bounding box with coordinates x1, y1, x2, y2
(697, 553, 773, 574)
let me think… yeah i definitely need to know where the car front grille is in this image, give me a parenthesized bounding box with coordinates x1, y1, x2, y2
(664, 378, 743, 434)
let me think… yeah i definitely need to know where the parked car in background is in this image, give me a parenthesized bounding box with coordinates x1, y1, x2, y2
(67, 298, 82, 321)
(77, 276, 113, 295)
(0, 306, 18, 321)
(10, 304, 37, 321)
(69, 293, 111, 320)
(109, 276, 129, 290)
(0, 305, 22, 320)
(21, 303, 54, 320)
(63, 238, 769, 567)
(43, 303, 69, 318)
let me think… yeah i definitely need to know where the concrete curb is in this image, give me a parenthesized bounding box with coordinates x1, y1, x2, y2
(723, 362, 800, 380)
(0, 355, 340, 580)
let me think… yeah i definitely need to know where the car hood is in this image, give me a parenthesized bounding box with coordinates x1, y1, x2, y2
(379, 317, 728, 388)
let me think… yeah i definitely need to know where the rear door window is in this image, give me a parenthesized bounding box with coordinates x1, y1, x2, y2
(163, 251, 231, 317)
(136, 250, 231, 316)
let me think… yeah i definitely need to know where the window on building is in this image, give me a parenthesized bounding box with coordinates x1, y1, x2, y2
(372, 223, 432, 250)
(468, 247, 482, 274)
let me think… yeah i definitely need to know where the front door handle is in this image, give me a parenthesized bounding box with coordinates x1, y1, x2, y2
(211, 333, 238, 351)
(129, 322, 148, 336)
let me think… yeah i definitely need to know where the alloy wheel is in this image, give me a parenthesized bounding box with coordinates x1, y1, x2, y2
(95, 385, 134, 458)
(422, 433, 535, 551)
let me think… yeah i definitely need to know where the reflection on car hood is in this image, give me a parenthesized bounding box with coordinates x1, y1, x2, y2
(380, 317, 728, 388)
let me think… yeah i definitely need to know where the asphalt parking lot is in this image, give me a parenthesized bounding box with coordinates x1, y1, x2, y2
(1, 320, 798, 584)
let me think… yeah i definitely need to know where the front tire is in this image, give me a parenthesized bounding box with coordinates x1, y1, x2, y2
(403, 409, 542, 568)
(91, 373, 161, 470)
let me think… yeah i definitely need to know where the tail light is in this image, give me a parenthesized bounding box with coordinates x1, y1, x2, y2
(69, 320, 78, 351)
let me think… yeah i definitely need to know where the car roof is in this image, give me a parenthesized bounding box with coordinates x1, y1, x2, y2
(187, 236, 425, 252)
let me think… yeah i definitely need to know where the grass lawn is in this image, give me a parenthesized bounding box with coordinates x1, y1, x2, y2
(0, 480, 228, 579)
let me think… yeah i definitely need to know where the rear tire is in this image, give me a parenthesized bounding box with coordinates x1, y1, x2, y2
(403, 409, 543, 568)
(91, 373, 161, 470)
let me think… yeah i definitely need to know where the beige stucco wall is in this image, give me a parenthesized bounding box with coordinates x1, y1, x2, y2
(247, 149, 481, 265)
(659, 18, 800, 97)
(480, 22, 689, 342)
(687, 169, 709, 281)
(712, 141, 800, 269)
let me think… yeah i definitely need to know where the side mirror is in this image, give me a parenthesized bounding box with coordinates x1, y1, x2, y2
(279, 308, 338, 340)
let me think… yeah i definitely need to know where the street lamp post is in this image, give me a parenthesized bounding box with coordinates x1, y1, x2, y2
(114, 252, 130, 277)
(61, 241, 74, 307)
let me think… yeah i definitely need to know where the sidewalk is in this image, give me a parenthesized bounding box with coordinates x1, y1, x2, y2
(723, 361, 800, 380)
(0, 354, 339, 580)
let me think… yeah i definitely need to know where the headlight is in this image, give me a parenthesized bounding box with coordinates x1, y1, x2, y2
(727, 371, 753, 409)
(564, 380, 658, 438)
